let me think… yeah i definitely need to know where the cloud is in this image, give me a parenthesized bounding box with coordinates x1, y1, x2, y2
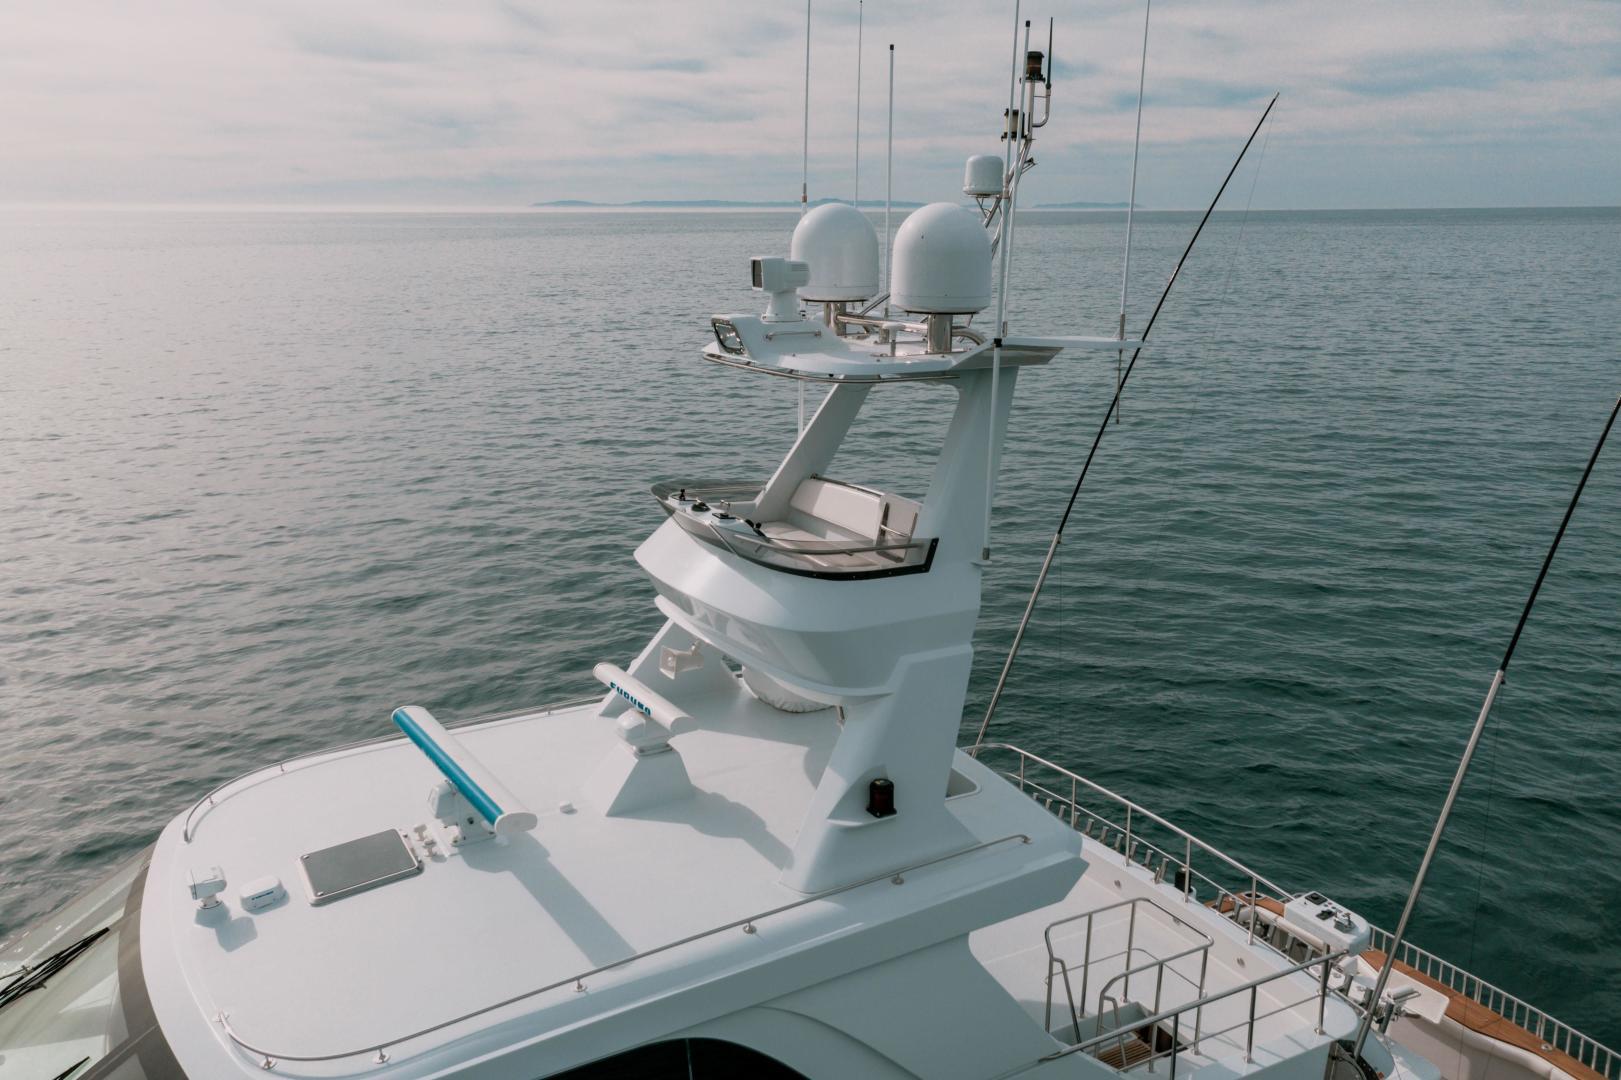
(0, 0, 1616, 208)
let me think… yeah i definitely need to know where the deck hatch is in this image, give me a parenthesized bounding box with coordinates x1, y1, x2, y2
(299, 830, 421, 906)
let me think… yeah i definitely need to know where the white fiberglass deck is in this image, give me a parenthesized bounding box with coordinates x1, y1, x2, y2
(971, 823, 1363, 1073)
(142, 682, 1079, 1075)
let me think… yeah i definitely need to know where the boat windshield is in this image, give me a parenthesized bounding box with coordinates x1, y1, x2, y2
(0, 848, 184, 1078)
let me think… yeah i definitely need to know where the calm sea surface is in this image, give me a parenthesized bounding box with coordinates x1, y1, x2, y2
(2, 206, 1618, 1047)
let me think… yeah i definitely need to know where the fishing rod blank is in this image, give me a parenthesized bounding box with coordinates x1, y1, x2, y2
(1350, 392, 1620, 1062)
(972, 92, 1279, 752)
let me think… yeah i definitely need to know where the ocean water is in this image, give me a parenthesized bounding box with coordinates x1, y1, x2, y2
(2, 206, 1618, 1049)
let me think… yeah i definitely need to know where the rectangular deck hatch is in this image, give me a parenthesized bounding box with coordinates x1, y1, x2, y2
(300, 829, 421, 906)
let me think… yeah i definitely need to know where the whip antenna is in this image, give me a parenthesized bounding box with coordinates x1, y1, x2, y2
(800, 0, 811, 218)
(1116, 0, 1150, 424)
(798, 0, 812, 433)
(1351, 392, 1621, 1062)
(973, 93, 1279, 750)
(884, 43, 894, 311)
(854, 0, 863, 203)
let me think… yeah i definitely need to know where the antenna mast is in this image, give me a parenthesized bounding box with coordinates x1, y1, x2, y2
(1116, 0, 1150, 424)
(1351, 393, 1620, 1062)
(983, 0, 1023, 562)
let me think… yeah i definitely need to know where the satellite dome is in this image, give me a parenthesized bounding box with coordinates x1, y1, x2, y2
(890, 202, 992, 315)
(963, 154, 1003, 197)
(789, 202, 881, 302)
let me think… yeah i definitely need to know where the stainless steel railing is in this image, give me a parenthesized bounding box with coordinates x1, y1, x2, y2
(972, 744, 1295, 938)
(1043, 897, 1212, 1048)
(979, 742, 1621, 1080)
(217, 833, 1033, 1069)
(1039, 951, 1344, 1079)
(1366, 926, 1620, 1080)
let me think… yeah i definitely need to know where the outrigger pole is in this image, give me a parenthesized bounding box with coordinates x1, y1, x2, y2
(1351, 393, 1621, 1061)
(972, 92, 1279, 751)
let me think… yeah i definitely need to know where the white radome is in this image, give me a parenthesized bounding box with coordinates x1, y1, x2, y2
(963, 154, 1003, 197)
(888, 201, 985, 312)
(890, 202, 993, 314)
(790, 202, 880, 302)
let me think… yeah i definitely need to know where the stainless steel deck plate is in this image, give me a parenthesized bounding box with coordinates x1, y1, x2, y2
(299, 829, 421, 906)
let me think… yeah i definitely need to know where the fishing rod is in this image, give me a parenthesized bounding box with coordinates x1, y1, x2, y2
(972, 92, 1279, 751)
(1351, 392, 1621, 1061)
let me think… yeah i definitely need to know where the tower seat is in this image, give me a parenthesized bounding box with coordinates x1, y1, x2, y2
(786, 477, 920, 544)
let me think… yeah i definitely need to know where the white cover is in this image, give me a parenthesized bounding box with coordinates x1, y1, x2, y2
(890, 203, 992, 314)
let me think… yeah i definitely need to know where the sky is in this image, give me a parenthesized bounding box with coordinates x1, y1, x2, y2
(2, 0, 1618, 210)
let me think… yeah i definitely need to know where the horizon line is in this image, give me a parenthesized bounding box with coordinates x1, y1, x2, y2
(3, 201, 1618, 214)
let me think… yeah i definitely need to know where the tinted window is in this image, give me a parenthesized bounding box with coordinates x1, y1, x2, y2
(547, 1037, 808, 1079)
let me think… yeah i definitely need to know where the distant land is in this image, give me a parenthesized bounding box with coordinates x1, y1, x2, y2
(530, 197, 1134, 210)
(531, 198, 925, 209)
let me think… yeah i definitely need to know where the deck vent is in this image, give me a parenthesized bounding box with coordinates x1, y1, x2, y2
(300, 830, 422, 906)
(867, 778, 897, 818)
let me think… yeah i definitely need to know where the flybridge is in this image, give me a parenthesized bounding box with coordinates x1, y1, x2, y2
(604, 38, 1154, 894)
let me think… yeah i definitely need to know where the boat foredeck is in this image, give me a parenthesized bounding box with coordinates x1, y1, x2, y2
(142, 682, 1078, 1075)
(153, 687, 835, 1062)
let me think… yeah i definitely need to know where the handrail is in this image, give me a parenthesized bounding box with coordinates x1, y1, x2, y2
(1367, 927, 1621, 1080)
(1043, 897, 1212, 1046)
(183, 698, 598, 842)
(708, 521, 922, 557)
(1117, 963, 1336, 1078)
(700, 347, 961, 384)
(217, 833, 1032, 1068)
(1041, 950, 1344, 1067)
(1095, 939, 1215, 1070)
(974, 743, 1294, 909)
(986, 741, 1621, 1080)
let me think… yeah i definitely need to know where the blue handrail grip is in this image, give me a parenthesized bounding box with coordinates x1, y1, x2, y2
(392, 707, 505, 827)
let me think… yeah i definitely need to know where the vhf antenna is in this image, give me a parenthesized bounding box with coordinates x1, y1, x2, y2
(797, 0, 812, 434)
(800, 0, 811, 219)
(884, 43, 895, 313)
(1116, 0, 1150, 424)
(853, 0, 863, 204)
